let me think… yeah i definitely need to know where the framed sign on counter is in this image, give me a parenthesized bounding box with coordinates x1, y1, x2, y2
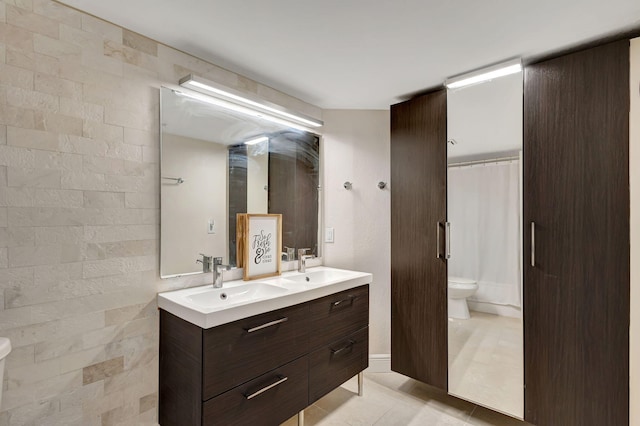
(241, 214, 282, 280)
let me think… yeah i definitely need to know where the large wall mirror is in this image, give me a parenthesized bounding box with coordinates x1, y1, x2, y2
(446, 70, 523, 418)
(160, 87, 320, 278)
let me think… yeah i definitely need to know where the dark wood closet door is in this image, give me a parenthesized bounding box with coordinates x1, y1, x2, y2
(524, 40, 629, 426)
(390, 90, 448, 390)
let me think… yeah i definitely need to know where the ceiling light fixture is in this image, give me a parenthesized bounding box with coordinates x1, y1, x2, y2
(445, 59, 522, 89)
(179, 74, 323, 130)
(244, 136, 269, 145)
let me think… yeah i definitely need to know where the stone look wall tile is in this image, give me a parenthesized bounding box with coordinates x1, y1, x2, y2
(5, 4, 58, 38)
(35, 72, 83, 100)
(33, 33, 81, 58)
(7, 126, 59, 151)
(0, 62, 33, 90)
(34, 111, 83, 135)
(82, 356, 123, 385)
(7, 166, 61, 188)
(138, 391, 156, 414)
(0, 226, 35, 247)
(122, 30, 156, 57)
(0, 104, 35, 128)
(32, 0, 81, 28)
(0, 21, 34, 51)
(6, 85, 58, 112)
(59, 98, 103, 121)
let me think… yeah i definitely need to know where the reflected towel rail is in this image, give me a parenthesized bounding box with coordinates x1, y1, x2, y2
(448, 156, 519, 168)
(162, 176, 184, 184)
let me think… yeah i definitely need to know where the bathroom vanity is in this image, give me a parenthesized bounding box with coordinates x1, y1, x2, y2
(157, 267, 371, 426)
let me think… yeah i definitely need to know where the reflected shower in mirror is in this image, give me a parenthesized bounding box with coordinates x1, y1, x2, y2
(446, 66, 524, 418)
(160, 87, 320, 278)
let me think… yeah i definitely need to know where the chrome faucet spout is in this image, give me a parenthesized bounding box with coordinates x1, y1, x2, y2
(212, 257, 230, 288)
(297, 248, 315, 273)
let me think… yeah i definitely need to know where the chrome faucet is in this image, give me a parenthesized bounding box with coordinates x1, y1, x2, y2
(297, 248, 315, 273)
(196, 253, 213, 273)
(212, 257, 230, 288)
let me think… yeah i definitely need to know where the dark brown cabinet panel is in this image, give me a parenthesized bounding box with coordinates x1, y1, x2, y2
(308, 285, 369, 351)
(390, 90, 448, 390)
(524, 40, 630, 426)
(159, 311, 203, 426)
(202, 355, 309, 426)
(203, 303, 309, 400)
(308, 327, 369, 404)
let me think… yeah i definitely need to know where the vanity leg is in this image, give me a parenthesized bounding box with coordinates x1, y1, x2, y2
(358, 371, 364, 396)
(298, 410, 304, 426)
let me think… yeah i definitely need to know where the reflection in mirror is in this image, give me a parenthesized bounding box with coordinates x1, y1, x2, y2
(160, 87, 320, 278)
(446, 70, 523, 418)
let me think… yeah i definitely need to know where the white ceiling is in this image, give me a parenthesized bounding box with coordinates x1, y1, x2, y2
(58, 0, 640, 109)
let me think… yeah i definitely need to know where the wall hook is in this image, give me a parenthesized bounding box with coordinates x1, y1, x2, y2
(343, 181, 353, 190)
(378, 181, 387, 190)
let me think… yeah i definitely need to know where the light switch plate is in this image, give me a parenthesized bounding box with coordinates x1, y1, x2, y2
(325, 227, 334, 243)
(208, 219, 215, 234)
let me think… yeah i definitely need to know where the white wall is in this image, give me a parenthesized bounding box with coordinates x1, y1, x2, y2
(630, 36, 639, 426)
(322, 110, 391, 357)
(161, 134, 227, 275)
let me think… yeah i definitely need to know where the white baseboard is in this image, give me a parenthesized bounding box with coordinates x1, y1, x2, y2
(366, 354, 391, 373)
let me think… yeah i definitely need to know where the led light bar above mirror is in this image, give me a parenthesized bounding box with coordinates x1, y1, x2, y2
(445, 58, 522, 89)
(179, 74, 323, 131)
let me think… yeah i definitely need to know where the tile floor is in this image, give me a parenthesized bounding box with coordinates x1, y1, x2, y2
(448, 312, 524, 418)
(282, 312, 527, 425)
(282, 371, 531, 426)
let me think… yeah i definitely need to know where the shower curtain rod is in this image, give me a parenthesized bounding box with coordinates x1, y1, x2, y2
(448, 155, 520, 168)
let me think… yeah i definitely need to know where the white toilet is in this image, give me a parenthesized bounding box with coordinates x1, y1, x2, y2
(0, 338, 11, 407)
(448, 277, 479, 319)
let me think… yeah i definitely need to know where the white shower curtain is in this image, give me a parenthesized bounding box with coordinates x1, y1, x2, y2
(447, 159, 521, 307)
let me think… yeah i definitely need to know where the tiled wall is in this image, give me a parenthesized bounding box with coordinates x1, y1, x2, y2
(0, 1, 321, 424)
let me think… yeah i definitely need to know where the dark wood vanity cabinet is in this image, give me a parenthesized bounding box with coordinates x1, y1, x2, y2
(159, 285, 369, 426)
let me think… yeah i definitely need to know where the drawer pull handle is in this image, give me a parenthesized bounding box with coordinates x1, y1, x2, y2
(245, 317, 288, 333)
(244, 376, 288, 400)
(331, 340, 355, 357)
(331, 296, 355, 308)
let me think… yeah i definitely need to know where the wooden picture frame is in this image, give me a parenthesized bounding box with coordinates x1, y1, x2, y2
(241, 214, 282, 280)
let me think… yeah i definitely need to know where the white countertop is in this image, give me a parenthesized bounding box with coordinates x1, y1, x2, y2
(157, 266, 373, 329)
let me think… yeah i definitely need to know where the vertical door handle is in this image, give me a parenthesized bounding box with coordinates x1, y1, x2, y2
(436, 222, 442, 259)
(445, 222, 451, 259)
(531, 222, 535, 267)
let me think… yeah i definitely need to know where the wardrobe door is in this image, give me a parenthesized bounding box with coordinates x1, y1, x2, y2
(390, 90, 448, 390)
(524, 40, 629, 425)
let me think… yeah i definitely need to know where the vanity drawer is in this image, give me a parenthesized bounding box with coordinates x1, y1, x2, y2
(203, 355, 308, 426)
(308, 326, 369, 403)
(308, 285, 369, 350)
(203, 302, 309, 400)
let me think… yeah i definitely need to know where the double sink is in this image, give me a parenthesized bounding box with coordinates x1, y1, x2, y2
(157, 266, 372, 328)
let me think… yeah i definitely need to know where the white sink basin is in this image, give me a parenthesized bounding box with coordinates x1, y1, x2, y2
(186, 283, 288, 309)
(284, 269, 356, 284)
(158, 267, 373, 328)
